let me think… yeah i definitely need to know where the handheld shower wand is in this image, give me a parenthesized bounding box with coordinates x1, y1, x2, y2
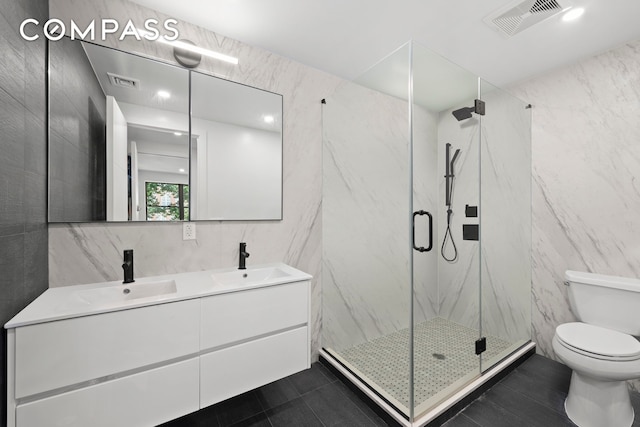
(442, 143, 460, 262)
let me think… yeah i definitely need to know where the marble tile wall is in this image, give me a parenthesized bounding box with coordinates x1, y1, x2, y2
(435, 87, 532, 345)
(48, 0, 342, 360)
(322, 79, 440, 351)
(436, 104, 482, 332)
(412, 104, 440, 324)
(510, 39, 640, 383)
(322, 80, 411, 351)
(322, 43, 531, 353)
(477, 86, 532, 344)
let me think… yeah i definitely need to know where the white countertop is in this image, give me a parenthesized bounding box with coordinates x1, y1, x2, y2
(5, 263, 312, 329)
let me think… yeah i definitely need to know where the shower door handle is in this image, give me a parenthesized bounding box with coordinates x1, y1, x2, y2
(412, 210, 433, 252)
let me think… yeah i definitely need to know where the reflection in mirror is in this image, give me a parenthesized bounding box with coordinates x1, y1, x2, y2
(129, 125, 190, 221)
(49, 38, 189, 222)
(190, 72, 283, 220)
(48, 38, 284, 222)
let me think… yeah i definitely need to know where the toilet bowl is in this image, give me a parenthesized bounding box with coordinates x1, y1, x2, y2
(554, 271, 640, 427)
(553, 323, 640, 427)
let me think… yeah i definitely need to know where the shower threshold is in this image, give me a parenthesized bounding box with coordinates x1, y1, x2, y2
(320, 320, 535, 426)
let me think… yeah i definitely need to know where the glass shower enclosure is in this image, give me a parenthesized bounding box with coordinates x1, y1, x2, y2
(321, 41, 532, 423)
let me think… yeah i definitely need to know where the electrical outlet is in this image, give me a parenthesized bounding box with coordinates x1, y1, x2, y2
(183, 223, 196, 240)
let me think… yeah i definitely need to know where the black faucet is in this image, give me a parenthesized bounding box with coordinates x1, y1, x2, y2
(122, 249, 135, 284)
(239, 242, 250, 270)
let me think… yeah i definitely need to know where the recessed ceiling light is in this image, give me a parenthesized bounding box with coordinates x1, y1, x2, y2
(179, 168, 185, 173)
(562, 7, 585, 22)
(174, 131, 183, 136)
(157, 90, 171, 99)
(264, 115, 275, 123)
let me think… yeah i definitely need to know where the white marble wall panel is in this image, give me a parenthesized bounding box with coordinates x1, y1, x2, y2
(436, 107, 481, 331)
(48, 0, 342, 360)
(510, 39, 640, 387)
(322, 81, 412, 351)
(412, 104, 440, 322)
(435, 89, 532, 346)
(478, 86, 532, 344)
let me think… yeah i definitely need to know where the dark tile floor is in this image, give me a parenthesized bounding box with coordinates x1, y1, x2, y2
(161, 354, 640, 426)
(160, 363, 388, 426)
(444, 354, 640, 427)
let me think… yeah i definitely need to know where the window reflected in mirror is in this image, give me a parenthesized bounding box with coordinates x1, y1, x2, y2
(145, 182, 189, 221)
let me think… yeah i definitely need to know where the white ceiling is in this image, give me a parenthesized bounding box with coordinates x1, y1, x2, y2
(130, 0, 640, 87)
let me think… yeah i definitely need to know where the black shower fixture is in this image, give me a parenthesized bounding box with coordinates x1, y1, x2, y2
(442, 143, 461, 262)
(452, 99, 486, 121)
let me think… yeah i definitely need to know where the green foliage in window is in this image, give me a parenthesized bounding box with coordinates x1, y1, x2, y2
(145, 182, 189, 221)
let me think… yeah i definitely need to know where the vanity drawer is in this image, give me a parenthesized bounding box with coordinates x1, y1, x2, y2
(14, 299, 200, 399)
(200, 281, 309, 350)
(16, 357, 199, 427)
(200, 326, 309, 407)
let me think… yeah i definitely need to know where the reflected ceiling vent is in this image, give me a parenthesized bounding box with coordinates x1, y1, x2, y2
(107, 72, 140, 90)
(484, 0, 566, 37)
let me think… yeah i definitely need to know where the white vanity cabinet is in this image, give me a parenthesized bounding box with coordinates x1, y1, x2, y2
(6, 269, 311, 427)
(9, 299, 201, 427)
(199, 282, 310, 406)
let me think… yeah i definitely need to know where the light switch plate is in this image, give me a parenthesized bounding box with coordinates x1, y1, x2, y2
(183, 223, 196, 240)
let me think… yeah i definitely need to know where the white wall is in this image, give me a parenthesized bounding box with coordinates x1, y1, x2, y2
(106, 96, 129, 221)
(119, 102, 189, 134)
(129, 140, 140, 221)
(192, 118, 281, 220)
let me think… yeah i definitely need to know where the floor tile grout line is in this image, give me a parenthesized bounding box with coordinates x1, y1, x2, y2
(333, 377, 388, 426)
(218, 390, 266, 426)
(253, 389, 269, 413)
(300, 395, 328, 427)
(481, 385, 565, 427)
(265, 412, 275, 427)
(499, 377, 570, 417)
(459, 412, 483, 427)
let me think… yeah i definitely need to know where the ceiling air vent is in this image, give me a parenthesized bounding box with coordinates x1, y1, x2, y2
(484, 0, 566, 37)
(107, 72, 140, 90)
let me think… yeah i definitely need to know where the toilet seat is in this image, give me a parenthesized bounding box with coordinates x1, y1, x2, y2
(556, 322, 640, 361)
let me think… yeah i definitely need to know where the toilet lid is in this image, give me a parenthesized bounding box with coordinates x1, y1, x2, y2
(556, 322, 640, 360)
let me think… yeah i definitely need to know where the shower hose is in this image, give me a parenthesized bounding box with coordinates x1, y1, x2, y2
(441, 186, 458, 262)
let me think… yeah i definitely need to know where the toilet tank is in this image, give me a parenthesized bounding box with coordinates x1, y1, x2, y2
(565, 270, 640, 335)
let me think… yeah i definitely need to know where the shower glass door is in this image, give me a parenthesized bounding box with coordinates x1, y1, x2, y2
(478, 79, 532, 373)
(322, 40, 532, 424)
(322, 43, 414, 415)
(410, 42, 483, 419)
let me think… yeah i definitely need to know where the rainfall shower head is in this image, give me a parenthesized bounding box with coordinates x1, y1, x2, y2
(452, 107, 475, 121)
(452, 99, 486, 121)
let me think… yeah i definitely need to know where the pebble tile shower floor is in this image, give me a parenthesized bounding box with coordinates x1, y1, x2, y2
(337, 317, 513, 410)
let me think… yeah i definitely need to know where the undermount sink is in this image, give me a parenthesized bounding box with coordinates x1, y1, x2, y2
(77, 280, 178, 305)
(211, 266, 291, 286)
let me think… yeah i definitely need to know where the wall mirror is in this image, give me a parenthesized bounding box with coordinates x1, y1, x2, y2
(48, 38, 283, 222)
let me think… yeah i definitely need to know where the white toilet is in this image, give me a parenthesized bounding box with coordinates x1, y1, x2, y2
(553, 270, 640, 427)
